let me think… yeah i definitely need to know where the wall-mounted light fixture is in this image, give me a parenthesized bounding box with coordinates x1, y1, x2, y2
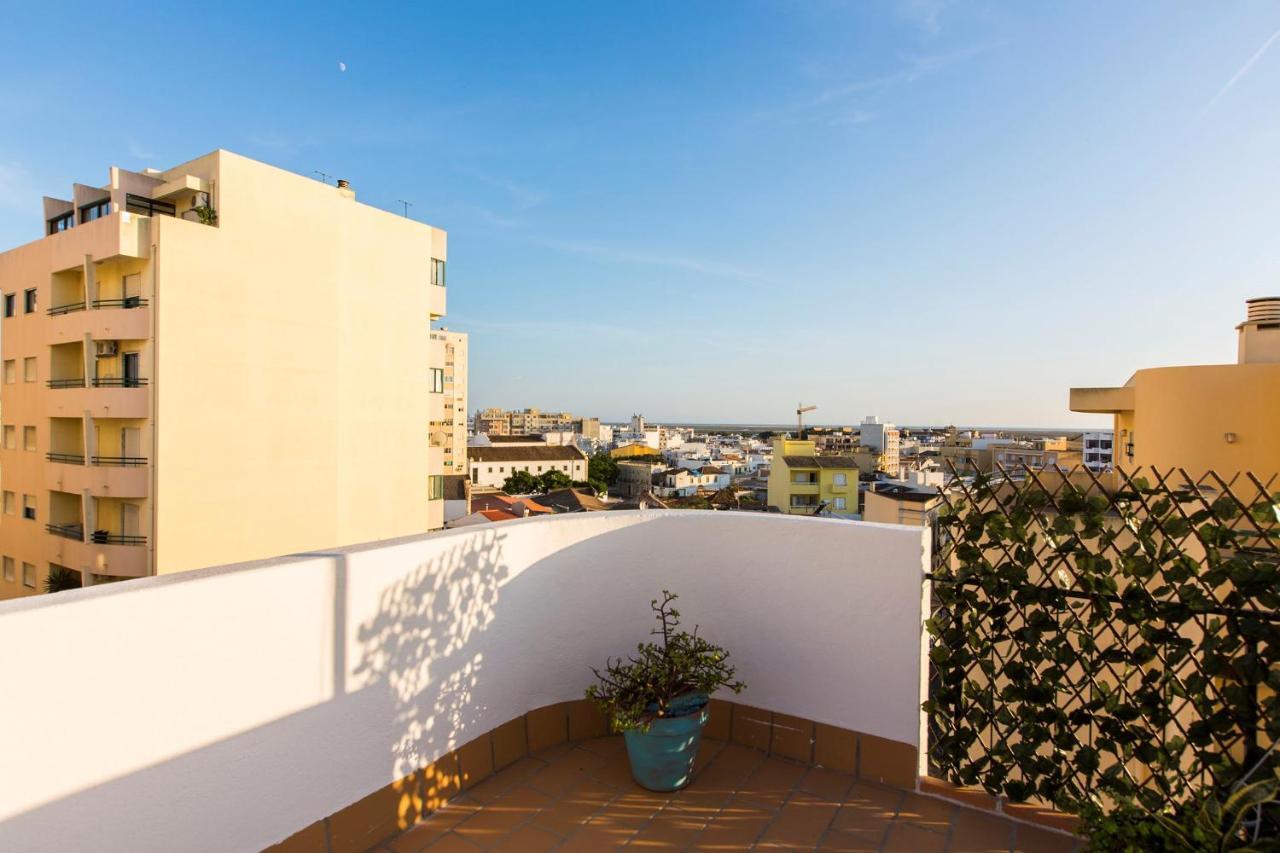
(1225, 432, 1237, 444)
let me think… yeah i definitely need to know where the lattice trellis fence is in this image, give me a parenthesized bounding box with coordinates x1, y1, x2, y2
(924, 464, 1280, 814)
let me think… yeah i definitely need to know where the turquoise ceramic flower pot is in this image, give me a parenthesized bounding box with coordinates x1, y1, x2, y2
(623, 693, 709, 792)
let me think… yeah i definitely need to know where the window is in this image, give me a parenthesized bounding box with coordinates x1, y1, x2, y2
(22, 494, 35, 520)
(22, 563, 35, 589)
(430, 368, 444, 393)
(79, 198, 110, 223)
(2, 425, 14, 449)
(833, 473, 848, 486)
(2, 360, 13, 383)
(2, 557, 12, 582)
(3, 293, 14, 317)
(24, 288, 36, 314)
(47, 212, 74, 234)
(23, 426, 35, 452)
(428, 475, 444, 500)
(430, 258, 446, 287)
(834, 497, 847, 510)
(2, 491, 13, 515)
(23, 357, 35, 382)
(124, 194, 176, 218)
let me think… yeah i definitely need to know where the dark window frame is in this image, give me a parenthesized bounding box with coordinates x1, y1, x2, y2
(47, 212, 74, 234)
(23, 288, 36, 314)
(79, 198, 111, 223)
(3, 293, 14, 318)
(124, 194, 176, 218)
(431, 258, 446, 287)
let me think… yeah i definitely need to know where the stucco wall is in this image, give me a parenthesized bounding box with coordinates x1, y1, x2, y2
(0, 511, 930, 852)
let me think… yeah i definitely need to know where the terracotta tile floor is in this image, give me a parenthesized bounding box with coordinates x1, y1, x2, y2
(378, 737, 1080, 852)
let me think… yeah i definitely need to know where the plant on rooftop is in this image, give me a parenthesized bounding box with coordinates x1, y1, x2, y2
(43, 566, 81, 593)
(586, 591, 744, 791)
(193, 204, 218, 225)
(1080, 772, 1280, 852)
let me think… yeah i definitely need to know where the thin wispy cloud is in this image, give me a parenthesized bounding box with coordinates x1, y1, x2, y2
(459, 168, 549, 211)
(536, 237, 760, 280)
(758, 42, 999, 126)
(893, 0, 950, 36)
(125, 139, 155, 162)
(1203, 27, 1280, 116)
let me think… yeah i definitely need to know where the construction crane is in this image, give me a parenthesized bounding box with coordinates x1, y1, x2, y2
(796, 403, 816, 437)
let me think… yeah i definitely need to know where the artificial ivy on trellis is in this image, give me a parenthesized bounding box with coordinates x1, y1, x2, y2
(923, 468, 1280, 815)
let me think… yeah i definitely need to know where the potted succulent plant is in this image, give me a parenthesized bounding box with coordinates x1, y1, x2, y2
(586, 591, 745, 791)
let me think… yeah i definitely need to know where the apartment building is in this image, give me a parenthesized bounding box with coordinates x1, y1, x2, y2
(858, 415, 901, 477)
(1071, 298, 1280, 477)
(766, 437, 859, 518)
(0, 150, 452, 597)
(430, 328, 468, 473)
(1082, 431, 1114, 472)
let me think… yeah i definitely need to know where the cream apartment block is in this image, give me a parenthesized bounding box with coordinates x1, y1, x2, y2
(0, 150, 453, 597)
(430, 328, 468, 475)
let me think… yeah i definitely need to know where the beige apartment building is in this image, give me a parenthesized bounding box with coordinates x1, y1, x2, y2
(0, 150, 453, 598)
(1071, 298, 1280, 478)
(430, 328, 468, 473)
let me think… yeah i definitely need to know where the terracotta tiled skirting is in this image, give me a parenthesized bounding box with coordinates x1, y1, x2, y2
(265, 699, 1078, 852)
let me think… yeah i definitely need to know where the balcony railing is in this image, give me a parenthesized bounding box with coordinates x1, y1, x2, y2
(45, 522, 84, 541)
(89, 531, 146, 546)
(90, 377, 148, 388)
(47, 302, 86, 317)
(47, 378, 86, 389)
(47, 299, 148, 316)
(92, 297, 148, 309)
(90, 455, 147, 467)
(46, 452, 85, 465)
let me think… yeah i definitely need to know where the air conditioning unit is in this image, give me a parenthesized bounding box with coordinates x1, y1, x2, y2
(192, 192, 209, 209)
(95, 341, 118, 358)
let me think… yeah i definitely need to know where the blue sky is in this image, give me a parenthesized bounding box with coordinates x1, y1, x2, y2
(2, 2, 1278, 427)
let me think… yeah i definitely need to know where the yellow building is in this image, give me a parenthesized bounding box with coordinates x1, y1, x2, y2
(430, 328, 468, 473)
(766, 437, 859, 518)
(1070, 298, 1280, 478)
(0, 150, 453, 597)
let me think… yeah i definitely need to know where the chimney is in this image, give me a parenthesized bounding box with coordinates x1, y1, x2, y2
(1237, 297, 1280, 364)
(335, 178, 355, 200)
(336, 179, 349, 189)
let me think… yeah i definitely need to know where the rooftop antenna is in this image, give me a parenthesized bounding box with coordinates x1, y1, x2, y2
(397, 199, 414, 218)
(797, 403, 816, 437)
(313, 170, 333, 184)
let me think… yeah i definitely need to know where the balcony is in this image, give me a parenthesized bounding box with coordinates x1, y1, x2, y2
(44, 461, 147, 498)
(44, 376, 149, 419)
(0, 512, 1068, 851)
(46, 298, 150, 343)
(45, 529, 148, 579)
(44, 522, 84, 542)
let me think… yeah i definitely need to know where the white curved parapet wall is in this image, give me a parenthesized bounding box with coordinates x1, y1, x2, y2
(0, 510, 930, 852)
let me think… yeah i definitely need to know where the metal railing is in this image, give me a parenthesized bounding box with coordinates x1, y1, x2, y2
(91, 455, 147, 467)
(92, 297, 148, 309)
(46, 452, 85, 465)
(47, 302, 86, 316)
(45, 522, 84, 541)
(89, 531, 146, 546)
(91, 377, 148, 388)
(47, 378, 85, 389)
